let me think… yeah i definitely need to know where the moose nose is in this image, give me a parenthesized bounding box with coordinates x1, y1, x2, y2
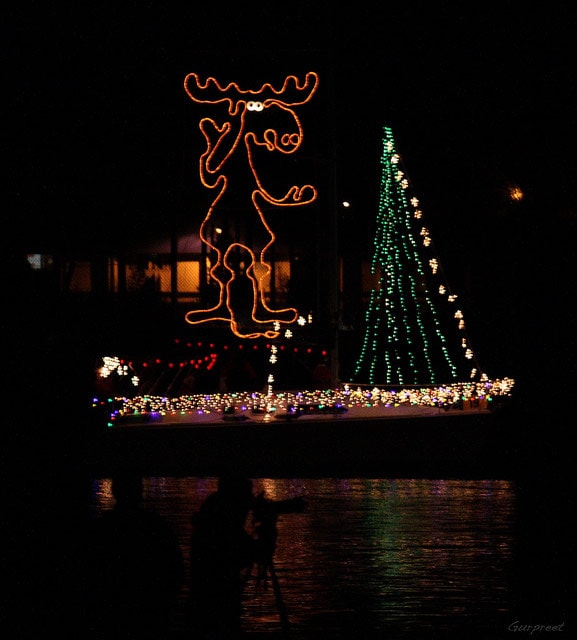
(280, 132, 300, 150)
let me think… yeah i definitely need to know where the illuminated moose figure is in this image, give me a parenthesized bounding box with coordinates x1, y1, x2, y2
(183, 71, 319, 339)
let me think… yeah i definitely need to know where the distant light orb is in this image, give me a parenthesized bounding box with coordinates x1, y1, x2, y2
(342, 201, 351, 208)
(507, 184, 524, 202)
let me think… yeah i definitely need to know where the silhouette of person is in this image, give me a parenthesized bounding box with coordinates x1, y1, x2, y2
(217, 354, 259, 392)
(87, 473, 184, 638)
(187, 476, 260, 639)
(179, 371, 197, 395)
(187, 476, 307, 638)
(311, 357, 332, 388)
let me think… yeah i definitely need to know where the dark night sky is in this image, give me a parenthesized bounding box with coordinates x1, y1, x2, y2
(7, 4, 575, 234)
(5, 2, 577, 382)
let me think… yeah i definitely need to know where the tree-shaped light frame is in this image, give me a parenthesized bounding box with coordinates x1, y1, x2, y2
(353, 126, 484, 386)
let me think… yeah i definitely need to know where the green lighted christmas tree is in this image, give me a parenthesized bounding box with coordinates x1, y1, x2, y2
(352, 126, 483, 386)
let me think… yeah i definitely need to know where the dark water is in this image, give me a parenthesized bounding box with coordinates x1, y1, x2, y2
(90, 476, 529, 637)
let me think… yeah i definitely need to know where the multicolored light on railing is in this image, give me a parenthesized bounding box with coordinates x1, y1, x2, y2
(94, 377, 515, 427)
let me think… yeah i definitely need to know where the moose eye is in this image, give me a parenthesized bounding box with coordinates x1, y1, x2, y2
(247, 101, 264, 112)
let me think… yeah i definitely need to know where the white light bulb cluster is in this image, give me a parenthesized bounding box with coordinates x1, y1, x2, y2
(100, 377, 516, 427)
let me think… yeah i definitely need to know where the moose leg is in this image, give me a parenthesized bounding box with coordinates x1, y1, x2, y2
(184, 250, 232, 326)
(247, 260, 298, 324)
(218, 245, 290, 339)
(246, 192, 299, 326)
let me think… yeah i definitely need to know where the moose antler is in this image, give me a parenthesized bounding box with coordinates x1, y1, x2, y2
(184, 72, 319, 113)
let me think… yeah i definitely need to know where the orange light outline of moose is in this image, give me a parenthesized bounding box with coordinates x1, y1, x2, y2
(183, 72, 319, 339)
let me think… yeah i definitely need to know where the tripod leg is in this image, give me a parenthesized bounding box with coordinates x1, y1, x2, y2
(268, 560, 291, 637)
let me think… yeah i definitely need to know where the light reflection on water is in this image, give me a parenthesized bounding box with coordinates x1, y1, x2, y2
(91, 477, 514, 636)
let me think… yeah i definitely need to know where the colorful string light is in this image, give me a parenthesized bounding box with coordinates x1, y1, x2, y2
(95, 378, 515, 428)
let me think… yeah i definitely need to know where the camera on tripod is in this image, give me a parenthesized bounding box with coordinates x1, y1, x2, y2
(251, 492, 306, 562)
